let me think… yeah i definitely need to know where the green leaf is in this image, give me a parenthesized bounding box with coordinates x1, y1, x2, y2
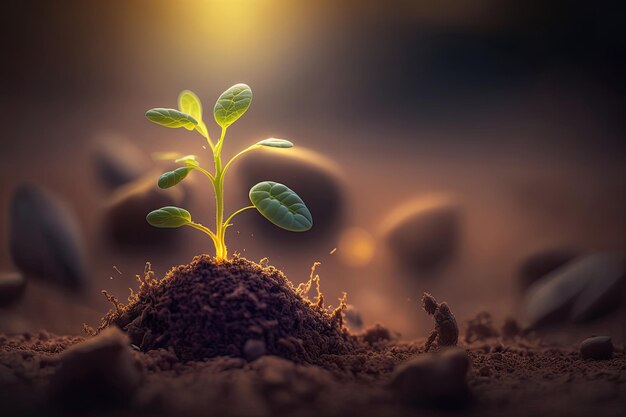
(157, 167, 191, 189)
(178, 90, 209, 137)
(146, 206, 192, 228)
(145, 108, 198, 130)
(249, 181, 312, 232)
(256, 138, 294, 148)
(214, 83, 252, 128)
(175, 154, 199, 168)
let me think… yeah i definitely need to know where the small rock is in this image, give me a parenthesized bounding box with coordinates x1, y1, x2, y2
(344, 304, 363, 331)
(390, 347, 470, 407)
(381, 195, 461, 272)
(361, 324, 394, 344)
(0, 272, 26, 307)
(49, 327, 142, 410)
(102, 174, 187, 246)
(580, 336, 613, 360)
(236, 147, 346, 247)
(523, 253, 625, 327)
(517, 247, 580, 290)
(9, 184, 87, 291)
(93, 133, 151, 189)
(243, 339, 266, 362)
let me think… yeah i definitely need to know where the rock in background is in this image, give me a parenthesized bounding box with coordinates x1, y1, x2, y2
(523, 253, 626, 327)
(9, 184, 87, 292)
(380, 195, 461, 274)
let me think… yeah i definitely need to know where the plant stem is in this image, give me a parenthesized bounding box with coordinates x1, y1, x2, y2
(213, 127, 227, 259)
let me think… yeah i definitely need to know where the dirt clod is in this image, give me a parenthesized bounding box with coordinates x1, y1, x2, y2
(422, 292, 459, 352)
(49, 327, 142, 410)
(99, 255, 353, 363)
(390, 347, 471, 408)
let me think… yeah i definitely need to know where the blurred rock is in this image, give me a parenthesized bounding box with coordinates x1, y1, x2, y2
(9, 184, 87, 291)
(523, 253, 625, 327)
(102, 173, 187, 247)
(390, 347, 470, 407)
(571, 255, 626, 322)
(517, 247, 581, 290)
(243, 339, 266, 362)
(49, 327, 142, 410)
(235, 147, 345, 247)
(0, 272, 26, 307)
(93, 133, 151, 189)
(580, 336, 613, 360)
(344, 304, 363, 331)
(381, 195, 461, 272)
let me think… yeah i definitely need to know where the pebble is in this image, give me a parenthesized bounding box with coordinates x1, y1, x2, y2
(517, 246, 580, 290)
(49, 327, 142, 410)
(9, 184, 87, 291)
(243, 339, 267, 362)
(390, 347, 470, 407)
(0, 272, 26, 307)
(380, 195, 461, 272)
(523, 253, 625, 327)
(93, 133, 151, 189)
(236, 147, 345, 246)
(102, 174, 187, 246)
(580, 336, 613, 360)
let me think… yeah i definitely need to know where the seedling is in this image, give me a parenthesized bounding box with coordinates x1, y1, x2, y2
(144, 84, 312, 259)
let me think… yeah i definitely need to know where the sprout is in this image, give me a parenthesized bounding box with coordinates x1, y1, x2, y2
(144, 84, 312, 259)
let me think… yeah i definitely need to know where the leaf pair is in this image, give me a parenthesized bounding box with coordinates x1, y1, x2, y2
(147, 181, 312, 232)
(145, 84, 253, 134)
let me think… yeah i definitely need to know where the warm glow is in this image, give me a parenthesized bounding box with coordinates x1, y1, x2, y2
(337, 227, 375, 268)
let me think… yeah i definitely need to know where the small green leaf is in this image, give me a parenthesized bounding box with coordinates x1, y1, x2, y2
(146, 206, 192, 228)
(175, 154, 199, 168)
(178, 90, 209, 137)
(249, 181, 312, 232)
(157, 167, 191, 189)
(256, 138, 294, 148)
(214, 83, 252, 128)
(145, 108, 198, 130)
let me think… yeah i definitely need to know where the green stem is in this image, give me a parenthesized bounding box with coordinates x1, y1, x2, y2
(212, 127, 227, 259)
(224, 205, 255, 228)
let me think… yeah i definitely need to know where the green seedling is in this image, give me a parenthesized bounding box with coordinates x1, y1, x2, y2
(145, 84, 312, 260)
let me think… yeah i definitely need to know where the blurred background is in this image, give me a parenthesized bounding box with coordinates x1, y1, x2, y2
(1, 0, 624, 341)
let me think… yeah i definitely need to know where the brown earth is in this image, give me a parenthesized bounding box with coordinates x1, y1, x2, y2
(0, 257, 625, 417)
(1, 328, 625, 417)
(97, 255, 354, 363)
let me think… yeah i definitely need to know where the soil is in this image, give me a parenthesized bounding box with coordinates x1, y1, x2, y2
(1, 257, 625, 417)
(98, 255, 353, 363)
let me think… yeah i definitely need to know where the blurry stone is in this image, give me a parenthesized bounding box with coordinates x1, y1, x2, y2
(0, 272, 26, 307)
(9, 184, 87, 291)
(243, 339, 266, 362)
(580, 336, 613, 360)
(49, 327, 142, 410)
(236, 147, 345, 247)
(93, 133, 151, 189)
(361, 324, 395, 344)
(380, 195, 461, 272)
(390, 347, 470, 407)
(517, 247, 581, 290)
(344, 304, 363, 331)
(523, 253, 625, 327)
(102, 173, 186, 247)
(571, 254, 625, 322)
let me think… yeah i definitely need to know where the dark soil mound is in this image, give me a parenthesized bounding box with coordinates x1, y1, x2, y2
(99, 255, 355, 363)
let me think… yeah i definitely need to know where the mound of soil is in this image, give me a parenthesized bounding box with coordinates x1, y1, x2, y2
(99, 255, 355, 363)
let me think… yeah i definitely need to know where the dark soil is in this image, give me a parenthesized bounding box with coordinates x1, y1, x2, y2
(1, 329, 625, 417)
(98, 255, 355, 363)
